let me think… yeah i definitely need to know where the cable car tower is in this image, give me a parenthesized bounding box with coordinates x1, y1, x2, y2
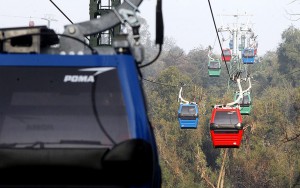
(217, 12, 256, 88)
(89, 0, 121, 47)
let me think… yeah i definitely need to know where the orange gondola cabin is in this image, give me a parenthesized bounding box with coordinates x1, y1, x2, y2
(209, 106, 243, 148)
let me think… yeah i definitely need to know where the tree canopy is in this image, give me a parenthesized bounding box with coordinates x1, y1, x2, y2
(142, 25, 300, 187)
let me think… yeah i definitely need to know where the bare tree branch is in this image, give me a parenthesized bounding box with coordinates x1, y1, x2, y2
(284, 9, 300, 21)
(288, 0, 299, 5)
(283, 133, 300, 143)
(201, 171, 216, 188)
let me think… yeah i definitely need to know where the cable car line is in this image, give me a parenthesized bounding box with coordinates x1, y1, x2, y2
(207, 0, 230, 77)
(142, 63, 203, 90)
(48, 0, 90, 41)
(142, 77, 178, 87)
(49, 0, 74, 24)
(142, 78, 195, 91)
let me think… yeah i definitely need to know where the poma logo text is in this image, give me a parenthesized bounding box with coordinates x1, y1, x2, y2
(64, 75, 95, 83)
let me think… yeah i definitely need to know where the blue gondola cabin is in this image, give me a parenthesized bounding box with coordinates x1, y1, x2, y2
(0, 54, 162, 187)
(242, 48, 255, 64)
(178, 103, 199, 129)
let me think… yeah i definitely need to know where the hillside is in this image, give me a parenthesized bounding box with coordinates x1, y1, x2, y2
(142, 25, 300, 188)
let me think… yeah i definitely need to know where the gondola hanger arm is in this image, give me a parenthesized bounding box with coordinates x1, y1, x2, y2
(227, 78, 243, 106)
(242, 77, 252, 93)
(208, 47, 214, 61)
(63, 0, 143, 37)
(178, 87, 189, 104)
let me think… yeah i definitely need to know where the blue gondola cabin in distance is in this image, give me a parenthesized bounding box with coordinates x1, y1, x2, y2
(178, 103, 199, 129)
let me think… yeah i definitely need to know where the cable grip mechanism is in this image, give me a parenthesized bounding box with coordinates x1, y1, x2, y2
(117, 8, 141, 43)
(113, 6, 144, 63)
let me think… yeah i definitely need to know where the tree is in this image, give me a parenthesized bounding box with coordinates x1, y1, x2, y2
(277, 26, 300, 87)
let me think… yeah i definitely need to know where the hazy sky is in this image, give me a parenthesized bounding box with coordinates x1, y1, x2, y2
(1, 0, 300, 56)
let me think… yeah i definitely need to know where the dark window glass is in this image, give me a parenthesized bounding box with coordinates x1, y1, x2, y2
(214, 111, 239, 125)
(243, 50, 254, 57)
(236, 94, 250, 104)
(223, 50, 231, 56)
(181, 106, 197, 116)
(242, 95, 250, 104)
(209, 61, 220, 69)
(0, 67, 129, 148)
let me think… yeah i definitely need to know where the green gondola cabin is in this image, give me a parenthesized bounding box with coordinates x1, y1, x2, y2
(234, 92, 252, 115)
(208, 59, 221, 77)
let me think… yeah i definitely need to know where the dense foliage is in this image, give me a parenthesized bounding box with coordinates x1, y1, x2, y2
(142, 25, 300, 187)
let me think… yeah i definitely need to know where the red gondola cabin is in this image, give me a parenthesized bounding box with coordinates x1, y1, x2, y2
(209, 106, 243, 148)
(221, 49, 231, 62)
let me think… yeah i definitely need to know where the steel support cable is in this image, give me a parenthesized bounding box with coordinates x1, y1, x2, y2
(142, 77, 178, 87)
(142, 73, 195, 88)
(142, 78, 196, 104)
(207, 0, 230, 77)
(49, 0, 74, 24)
(175, 71, 205, 105)
(185, 57, 210, 87)
(48, 0, 90, 41)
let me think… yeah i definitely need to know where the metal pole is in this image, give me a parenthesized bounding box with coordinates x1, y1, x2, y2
(233, 29, 237, 56)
